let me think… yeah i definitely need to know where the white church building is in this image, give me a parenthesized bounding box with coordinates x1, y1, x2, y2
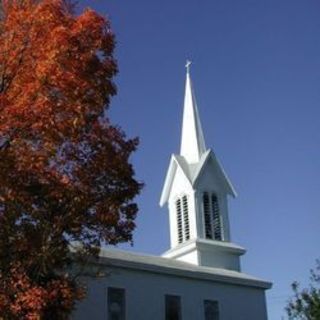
(72, 64, 272, 320)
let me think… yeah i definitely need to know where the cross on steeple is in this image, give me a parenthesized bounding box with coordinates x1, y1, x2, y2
(185, 60, 192, 74)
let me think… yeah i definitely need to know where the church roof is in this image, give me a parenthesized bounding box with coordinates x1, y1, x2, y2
(97, 248, 272, 290)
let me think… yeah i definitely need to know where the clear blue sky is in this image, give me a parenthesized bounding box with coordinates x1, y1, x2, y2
(78, 1, 320, 319)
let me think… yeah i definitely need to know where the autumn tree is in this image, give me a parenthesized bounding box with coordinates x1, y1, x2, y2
(0, 0, 142, 319)
(286, 259, 320, 320)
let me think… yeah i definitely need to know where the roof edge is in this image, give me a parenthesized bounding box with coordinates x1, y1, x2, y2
(96, 249, 272, 290)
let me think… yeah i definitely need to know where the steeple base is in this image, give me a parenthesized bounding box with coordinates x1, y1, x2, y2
(162, 239, 246, 271)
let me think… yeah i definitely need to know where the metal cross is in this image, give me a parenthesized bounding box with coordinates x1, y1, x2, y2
(185, 60, 192, 73)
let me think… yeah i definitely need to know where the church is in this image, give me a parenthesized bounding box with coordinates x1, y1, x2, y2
(72, 64, 272, 320)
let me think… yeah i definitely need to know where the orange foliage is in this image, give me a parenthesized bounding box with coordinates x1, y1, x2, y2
(0, 0, 142, 318)
(0, 263, 85, 318)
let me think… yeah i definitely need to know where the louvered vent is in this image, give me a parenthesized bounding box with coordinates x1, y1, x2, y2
(176, 198, 183, 244)
(182, 195, 190, 240)
(203, 192, 222, 241)
(211, 194, 222, 240)
(203, 192, 213, 239)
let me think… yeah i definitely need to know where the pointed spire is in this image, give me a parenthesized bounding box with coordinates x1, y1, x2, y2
(180, 61, 207, 163)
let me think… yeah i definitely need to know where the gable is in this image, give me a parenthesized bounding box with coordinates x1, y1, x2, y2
(159, 154, 193, 206)
(193, 150, 237, 197)
(160, 150, 236, 207)
(169, 164, 194, 202)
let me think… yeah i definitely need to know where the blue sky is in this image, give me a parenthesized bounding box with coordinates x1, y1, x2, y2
(78, 1, 320, 319)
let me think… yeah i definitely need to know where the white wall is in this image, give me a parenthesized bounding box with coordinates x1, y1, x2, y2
(73, 265, 268, 320)
(199, 249, 241, 271)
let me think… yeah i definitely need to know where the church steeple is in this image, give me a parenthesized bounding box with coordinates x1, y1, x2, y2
(160, 63, 245, 271)
(180, 61, 206, 163)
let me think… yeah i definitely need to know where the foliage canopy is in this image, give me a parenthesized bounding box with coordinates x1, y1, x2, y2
(0, 0, 142, 318)
(286, 259, 320, 320)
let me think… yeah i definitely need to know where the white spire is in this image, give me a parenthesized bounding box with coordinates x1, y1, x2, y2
(180, 61, 207, 163)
